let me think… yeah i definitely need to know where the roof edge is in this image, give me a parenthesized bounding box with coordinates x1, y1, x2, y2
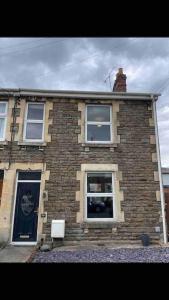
(0, 88, 160, 100)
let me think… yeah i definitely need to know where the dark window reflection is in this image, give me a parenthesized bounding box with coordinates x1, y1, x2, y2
(87, 106, 110, 122)
(87, 197, 113, 218)
(87, 173, 112, 193)
(26, 123, 43, 139)
(87, 124, 111, 141)
(18, 172, 41, 181)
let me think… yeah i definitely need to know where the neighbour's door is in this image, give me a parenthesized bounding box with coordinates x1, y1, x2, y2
(12, 172, 41, 243)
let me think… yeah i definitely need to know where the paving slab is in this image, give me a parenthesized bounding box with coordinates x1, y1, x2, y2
(0, 245, 35, 263)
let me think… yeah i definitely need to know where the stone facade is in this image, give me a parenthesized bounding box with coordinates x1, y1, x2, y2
(0, 94, 164, 245)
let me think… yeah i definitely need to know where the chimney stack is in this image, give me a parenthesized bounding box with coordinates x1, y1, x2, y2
(113, 68, 127, 92)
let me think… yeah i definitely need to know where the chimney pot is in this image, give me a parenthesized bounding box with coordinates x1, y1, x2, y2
(118, 68, 123, 74)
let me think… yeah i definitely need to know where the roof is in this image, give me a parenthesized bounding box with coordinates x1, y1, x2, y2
(0, 88, 160, 101)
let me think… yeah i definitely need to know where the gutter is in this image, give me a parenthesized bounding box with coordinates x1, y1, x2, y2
(0, 89, 160, 100)
(152, 95, 167, 244)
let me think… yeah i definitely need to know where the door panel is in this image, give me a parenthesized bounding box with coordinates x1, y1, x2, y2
(12, 182, 40, 242)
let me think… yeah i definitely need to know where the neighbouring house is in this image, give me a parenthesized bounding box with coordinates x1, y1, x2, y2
(162, 168, 169, 240)
(0, 68, 167, 246)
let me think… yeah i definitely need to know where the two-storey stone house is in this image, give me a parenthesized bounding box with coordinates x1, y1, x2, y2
(0, 68, 167, 246)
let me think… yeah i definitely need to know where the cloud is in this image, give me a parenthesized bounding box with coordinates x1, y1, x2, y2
(0, 37, 169, 166)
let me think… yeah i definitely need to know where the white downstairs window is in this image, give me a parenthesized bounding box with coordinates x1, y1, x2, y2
(0, 102, 8, 141)
(24, 103, 45, 142)
(86, 172, 115, 221)
(86, 105, 112, 143)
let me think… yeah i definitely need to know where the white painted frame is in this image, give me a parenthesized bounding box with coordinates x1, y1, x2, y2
(0, 101, 8, 141)
(85, 172, 116, 222)
(11, 171, 41, 245)
(85, 104, 112, 143)
(23, 102, 45, 143)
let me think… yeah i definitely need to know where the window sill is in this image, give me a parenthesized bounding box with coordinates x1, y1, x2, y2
(18, 142, 47, 147)
(0, 141, 8, 145)
(81, 221, 120, 229)
(81, 143, 118, 148)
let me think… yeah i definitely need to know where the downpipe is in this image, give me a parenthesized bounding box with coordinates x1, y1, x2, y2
(152, 97, 167, 244)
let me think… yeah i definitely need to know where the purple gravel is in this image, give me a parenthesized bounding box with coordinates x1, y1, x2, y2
(32, 247, 169, 263)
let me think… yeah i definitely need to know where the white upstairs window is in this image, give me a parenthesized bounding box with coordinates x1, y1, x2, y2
(24, 103, 45, 142)
(0, 102, 8, 141)
(86, 105, 112, 143)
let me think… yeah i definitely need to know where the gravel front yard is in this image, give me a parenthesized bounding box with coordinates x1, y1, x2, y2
(32, 246, 169, 263)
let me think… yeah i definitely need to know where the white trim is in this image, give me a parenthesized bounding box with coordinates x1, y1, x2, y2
(17, 180, 41, 183)
(0, 101, 8, 141)
(85, 172, 115, 222)
(23, 102, 45, 142)
(11, 171, 41, 244)
(10, 171, 19, 243)
(85, 105, 112, 143)
(153, 99, 167, 244)
(11, 242, 37, 246)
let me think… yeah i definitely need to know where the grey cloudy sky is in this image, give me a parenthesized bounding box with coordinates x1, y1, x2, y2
(0, 37, 168, 167)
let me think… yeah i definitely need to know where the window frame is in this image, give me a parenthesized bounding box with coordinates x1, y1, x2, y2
(23, 102, 45, 142)
(85, 104, 112, 143)
(85, 171, 116, 222)
(0, 101, 8, 141)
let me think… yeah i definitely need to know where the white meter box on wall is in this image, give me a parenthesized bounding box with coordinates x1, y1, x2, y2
(51, 220, 65, 238)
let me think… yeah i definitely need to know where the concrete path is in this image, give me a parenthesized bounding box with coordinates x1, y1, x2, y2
(0, 245, 35, 263)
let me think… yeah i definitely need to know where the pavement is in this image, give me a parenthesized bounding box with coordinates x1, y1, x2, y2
(0, 245, 35, 263)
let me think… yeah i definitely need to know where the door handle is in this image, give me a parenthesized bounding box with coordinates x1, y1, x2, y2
(34, 209, 39, 213)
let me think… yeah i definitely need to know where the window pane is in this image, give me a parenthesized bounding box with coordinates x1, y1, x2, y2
(87, 173, 112, 193)
(87, 124, 111, 141)
(87, 196, 113, 218)
(0, 170, 4, 205)
(0, 170, 4, 179)
(0, 103, 6, 114)
(163, 174, 169, 186)
(18, 172, 41, 181)
(87, 106, 110, 122)
(26, 123, 43, 140)
(0, 118, 5, 138)
(27, 104, 44, 120)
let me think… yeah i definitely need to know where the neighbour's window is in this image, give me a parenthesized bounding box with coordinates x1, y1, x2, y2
(162, 174, 169, 187)
(24, 103, 44, 141)
(0, 102, 7, 141)
(86, 105, 112, 142)
(86, 172, 114, 220)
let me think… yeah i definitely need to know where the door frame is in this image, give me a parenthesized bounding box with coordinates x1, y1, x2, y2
(11, 171, 41, 245)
